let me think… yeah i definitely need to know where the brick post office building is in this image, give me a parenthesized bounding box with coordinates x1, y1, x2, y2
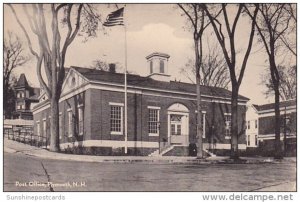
(32, 53, 249, 156)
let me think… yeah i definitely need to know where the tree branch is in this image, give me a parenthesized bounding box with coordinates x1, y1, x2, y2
(238, 4, 259, 86)
(8, 4, 39, 59)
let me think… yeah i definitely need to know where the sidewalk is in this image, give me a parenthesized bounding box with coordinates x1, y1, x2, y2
(3, 139, 296, 164)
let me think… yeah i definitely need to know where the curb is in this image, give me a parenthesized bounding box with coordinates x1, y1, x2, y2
(4, 140, 296, 165)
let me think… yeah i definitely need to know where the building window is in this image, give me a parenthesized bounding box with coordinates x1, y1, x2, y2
(148, 106, 160, 136)
(247, 135, 250, 146)
(159, 60, 164, 73)
(78, 105, 84, 136)
(202, 111, 206, 138)
(43, 119, 47, 142)
(255, 120, 258, 129)
(68, 109, 73, 137)
(110, 103, 123, 135)
(18, 92, 24, 98)
(247, 121, 250, 129)
(59, 113, 62, 140)
(49, 116, 51, 136)
(150, 61, 153, 74)
(255, 135, 258, 146)
(36, 121, 40, 141)
(225, 114, 231, 138)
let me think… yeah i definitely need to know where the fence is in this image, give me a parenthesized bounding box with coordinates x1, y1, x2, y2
(4, 125, 49, 148)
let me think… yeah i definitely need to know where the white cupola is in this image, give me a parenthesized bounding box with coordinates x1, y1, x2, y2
(146, 52, 171, 82)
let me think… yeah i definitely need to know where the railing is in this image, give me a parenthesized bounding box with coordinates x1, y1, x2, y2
(159, 141, 170, 153)
(4, 126, 49, 148)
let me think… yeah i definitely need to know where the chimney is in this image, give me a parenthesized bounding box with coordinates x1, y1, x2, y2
(109, 63, 116, 73)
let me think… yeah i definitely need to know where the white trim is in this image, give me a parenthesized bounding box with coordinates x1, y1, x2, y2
(68, 110, 73, 137)
(224, 112, 231, 115)
(60, 140, 159, 149)
(203, 143, 247, 150)
(258, 133, 296, 139)
(109, 102, 124, 106)
(59, 113, 63, 140)
(78, 106, 84, 136)
(225, 136, 231, 139)
(258, 105, 296, 114)
(147, 106, 161, 109)
(258, 109, 296, 118)
(202, 112, 206, 138)
(32, 103, 51, 115)
(89, 79, 249, 103)
(61, 68, 89, 97)
(32, 82, 247, 115)
(67, 108, 72, 112)
(149, 133, 159, 137)
(110, 131, 123, 135)
(90, 83, 142, 94)
(167, 111, 189, 115)
(43, 118, 47, 121)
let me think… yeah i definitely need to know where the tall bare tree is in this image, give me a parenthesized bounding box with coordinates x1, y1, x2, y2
(178, 4, 216, 158)
(180, 41, 230, 89)
(4, 32, 29, 118)
(201, 4, 259, 159)
(246, 3, 294, 159)
(261, 65, 296, 101)
(8, 4, 102, 151)
(279, 4, 296, 57)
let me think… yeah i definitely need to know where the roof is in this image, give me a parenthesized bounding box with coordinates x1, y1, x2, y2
(15, 73, 29, 88)
(252, 104, 260, 111)
(71, 66, 249, 101)
(146, 52, 170, 59)
(256, 100, 296, 111)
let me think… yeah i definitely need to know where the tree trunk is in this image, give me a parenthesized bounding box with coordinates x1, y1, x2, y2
(49, 98, 60, 152)
(196, 77, 203, 158)
(269, 53, 283, 159)
(273, 81, 283, 159)
(230, 84, 239, 159)
(194, 38, 203, 158)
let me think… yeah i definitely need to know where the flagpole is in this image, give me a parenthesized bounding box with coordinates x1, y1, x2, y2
(124, 6, 128, 154)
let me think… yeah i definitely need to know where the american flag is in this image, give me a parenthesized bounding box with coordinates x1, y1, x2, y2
(103, 7, 124, 27)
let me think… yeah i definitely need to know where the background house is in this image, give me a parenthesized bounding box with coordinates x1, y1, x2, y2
(246, 100, 296, 156)
(13, 73, 40, 120)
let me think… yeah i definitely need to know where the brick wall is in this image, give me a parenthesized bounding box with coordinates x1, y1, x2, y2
(33, 88, 247, 148)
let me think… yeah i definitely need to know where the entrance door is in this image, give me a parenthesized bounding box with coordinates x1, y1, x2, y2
(170, 115, 182, 136)
(167, 103, 189, 146)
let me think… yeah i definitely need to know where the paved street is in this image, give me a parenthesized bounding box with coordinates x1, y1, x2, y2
(4, 151, 296, 192)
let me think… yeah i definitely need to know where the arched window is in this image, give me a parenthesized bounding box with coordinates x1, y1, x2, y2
(159, 60, 164, 73)
(150, 61, 153, 74)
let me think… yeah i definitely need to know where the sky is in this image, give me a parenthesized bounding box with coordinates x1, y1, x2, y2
(3, 3, 295, 105)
